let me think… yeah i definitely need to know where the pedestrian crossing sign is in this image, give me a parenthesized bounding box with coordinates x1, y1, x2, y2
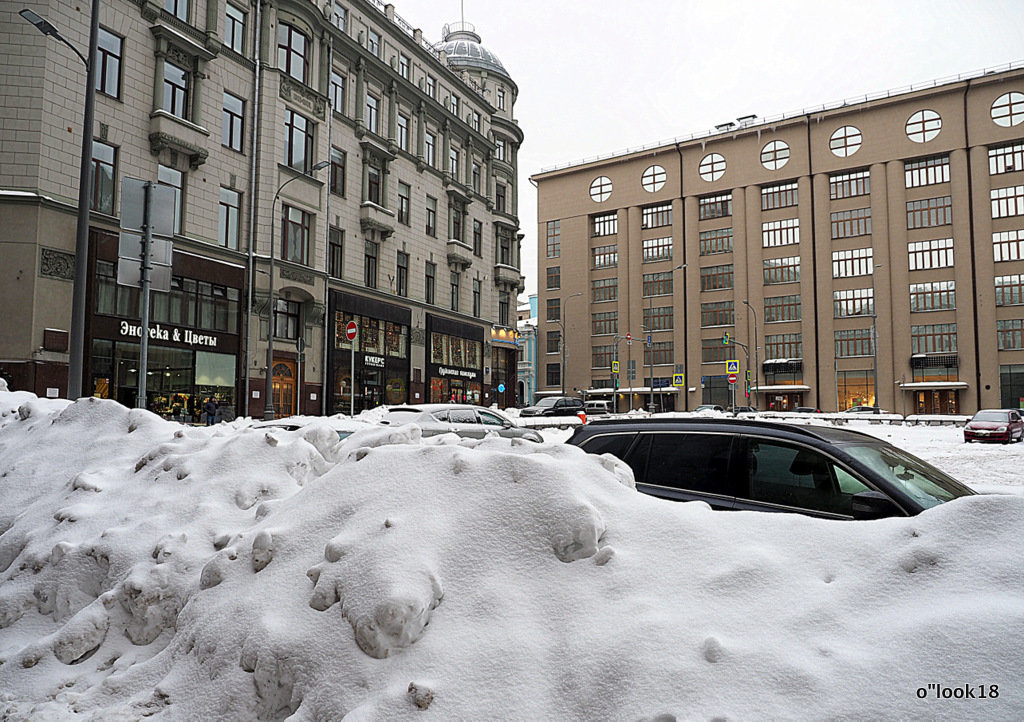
(672, 373, 685, 386)
(726, 360, 740, 374)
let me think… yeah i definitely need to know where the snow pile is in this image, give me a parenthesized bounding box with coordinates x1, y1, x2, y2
(1, 392, 1023, 719)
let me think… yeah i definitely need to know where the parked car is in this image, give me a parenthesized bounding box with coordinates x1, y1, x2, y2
(567, 418, 975, 520)
(728, 406, 758, 414)
(380, 404, 544, 442)
(694, 404, 725, 413)
(963, 409, 1024, 444)
(253, 415, 368, 442)
(792, 406, 822, 414)
(843, 406, 885, 414)
(584, 400, 612, 416)
(519, 396, 585, 417)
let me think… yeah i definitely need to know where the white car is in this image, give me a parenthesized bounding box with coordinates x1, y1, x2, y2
(380, 404, 544, 442)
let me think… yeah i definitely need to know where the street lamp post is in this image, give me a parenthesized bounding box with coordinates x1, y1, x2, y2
(742, 299, 760, 409)
(21, 4, 99, 400)
(263, 162, 330, 420)
(646, 263, 685, 412)
(558, 292, 583, 396)
(870, 263, 883, 409)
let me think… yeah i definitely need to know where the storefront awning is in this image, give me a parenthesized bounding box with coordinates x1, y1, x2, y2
(898, 381, 969, 390)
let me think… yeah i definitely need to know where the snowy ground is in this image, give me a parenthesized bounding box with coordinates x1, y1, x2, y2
(0, 391, 1022, 720)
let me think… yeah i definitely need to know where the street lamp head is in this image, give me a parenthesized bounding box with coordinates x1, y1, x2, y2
(310, 160, 330, 172)
(19, 9, 60, 38)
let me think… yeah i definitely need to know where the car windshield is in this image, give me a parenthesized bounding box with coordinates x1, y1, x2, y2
(842, 442, 973, 509)
(972, 410, 1009, 422)
(534, 398, 559, 408)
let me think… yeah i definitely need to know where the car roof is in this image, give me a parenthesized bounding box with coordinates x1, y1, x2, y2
(570, 417, 881, 445)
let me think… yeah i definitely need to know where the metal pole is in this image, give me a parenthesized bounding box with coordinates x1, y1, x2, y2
(264, 193, 278, 420)
(743, 300, 759, 409)
(647, 291, 654, 412)
(350, 330, 355, 416)
(137, 182, 153, 408)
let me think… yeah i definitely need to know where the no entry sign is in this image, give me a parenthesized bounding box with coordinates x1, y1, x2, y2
(345, 320, 358, 341)
(728, 373, 738, 385)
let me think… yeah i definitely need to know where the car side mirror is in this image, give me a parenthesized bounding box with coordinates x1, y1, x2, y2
(851, 490, 902, 520)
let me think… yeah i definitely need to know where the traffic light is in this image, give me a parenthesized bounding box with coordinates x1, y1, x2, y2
(723, 332, 730, 345)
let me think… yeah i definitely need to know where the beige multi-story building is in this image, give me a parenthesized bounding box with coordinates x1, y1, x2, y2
(533, 64, 1024, 415)
(0, 0, 524, 417)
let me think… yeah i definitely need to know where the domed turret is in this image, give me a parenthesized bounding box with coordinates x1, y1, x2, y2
(436, 21, 511, 82)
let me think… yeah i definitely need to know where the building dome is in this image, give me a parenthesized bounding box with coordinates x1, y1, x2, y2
(436, 22, 510, 81)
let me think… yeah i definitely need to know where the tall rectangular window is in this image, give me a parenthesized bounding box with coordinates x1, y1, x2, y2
(592, 245, 618, 269)
(364, 240, 378, 289)
(165, 0, 188, 21)
(642, 237, 673, 263)
(546, 266, 560, 290)
(218, 187, 240, 250)
(329, 227, 343, 278)
(450, 271, 460, 312)
(995, 274, 1024, 306)
(222, 92, 244, 151)
(366, 94, 379, 134)
(90, 140, 116, 214)
(273, 299, 300, 340)
(994, 229, 1024, 262)
(330, 70, 345, 114)
(761, 182, 798, 210)
(763, 256, 800, 285)
(546, 220, 561, 258)
(764, 294, 801, 322)
(472, 220, 483, 256)
(277, 23, 309, 83)
(546, 363, 560, 387)
(472, 162, 481, 193)
(330, 147, 346, 196)
(498, 231, 513, 265)
(425, 262, 436, 304)
(450, 94, 460, 118)
(832, 248, 873, 278)
(990, 143, 1024, 175)
(829, 169, 870, 199)
(699, 227, 733, 255)
(546, 298, 560, 322)
(591, 212, 618, 237)
(399, 53, 410, 79)
(992, 186, 1024, 219)
(162, 60, 189, 119)
(95, 28, 122, 98)
(699, 193, 732, 219)
(282, 204, 310, 264)
(547, 331, 561, 355)
(830, 208, 871, 239)
(643, 271, 673, 297)
(765, 333, 802, 359)
(908, 238, 954, 270)
(426, 75, 436, 99)
(397, 114, 409, 151)
(397, 182, 410, 225)
(495, 138, 506, 161)
(285, 109, 313, 171)
(911, 324, 957, 354)
(701, 301, 734, 327)
(909, 280, 955, 312)
(225, 4, 246, 53)
(449, 147, 460, 177)
(497, 88, 506, 109)
(366, 162, 381, 205)
(367, 29, 381, 57)
(425, 196, 437, 236)
(905, 155, 950, 188)
(499, 291, 510, 326)
(472, 279, 481, 317)
(396, 251, 409, 297)
(833, 288, 873, 318)
(835, 328, 872, 358)
(700, 264, 733, 291)
(641, 203, 672, 229)
(157, 165, 183, 234)
(425, 131, 436, 167)
(331, 1, 346, 32)
(591, 277, 617, 303)
(907, 196, 952, 229)
(762, 218, 799, 247)
(495, 183, 507, 212)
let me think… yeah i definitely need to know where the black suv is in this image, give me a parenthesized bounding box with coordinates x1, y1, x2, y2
(567, 418, 974, 519)
(520, 396, 585, 417)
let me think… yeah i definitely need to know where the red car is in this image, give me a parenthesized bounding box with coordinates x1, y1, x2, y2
(963, 409, 1024, 444)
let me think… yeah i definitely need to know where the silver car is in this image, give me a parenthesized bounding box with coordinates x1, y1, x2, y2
(380, 404, 544, 442)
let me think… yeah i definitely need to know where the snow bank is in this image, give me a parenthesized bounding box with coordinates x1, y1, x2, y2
(1, 392, 1022, 719)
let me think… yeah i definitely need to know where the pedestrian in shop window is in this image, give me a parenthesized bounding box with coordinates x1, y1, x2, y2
(204, 398, 217, 425)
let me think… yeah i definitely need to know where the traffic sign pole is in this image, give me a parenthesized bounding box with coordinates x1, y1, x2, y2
(346, 320, 358, 416)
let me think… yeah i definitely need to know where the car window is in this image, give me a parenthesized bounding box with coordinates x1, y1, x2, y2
(744, 440, 866, 516)
(447, 409, 477, 424)
(578, 432, 637, 461)
(637, 433, 734, 495)
(478, 410, 505, 427)
(843, 443, 972, 509)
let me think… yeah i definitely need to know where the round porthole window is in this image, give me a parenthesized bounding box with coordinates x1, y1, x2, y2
(906, 109, 942, 143)
(698, 153, 726, 182)
(760, 140, 791, 170)
(991, 91, 1024, 127)
(589, 175, 612, 202)
(829, 125, 863, 157)
(641, 164, 666, 192)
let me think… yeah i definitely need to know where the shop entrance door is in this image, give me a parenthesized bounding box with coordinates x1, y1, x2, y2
(915, 390, 959, 415)
(272, 360, 297, 418)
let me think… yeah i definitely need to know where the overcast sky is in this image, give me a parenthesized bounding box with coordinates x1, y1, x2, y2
(396, 0, 1024, 300)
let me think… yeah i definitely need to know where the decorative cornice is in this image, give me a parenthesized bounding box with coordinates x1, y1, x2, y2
(280, 76, 326, 121)
(281, 266, 315, 286)
(148, 131, 209, 169)
(39, 247, 74, 281)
